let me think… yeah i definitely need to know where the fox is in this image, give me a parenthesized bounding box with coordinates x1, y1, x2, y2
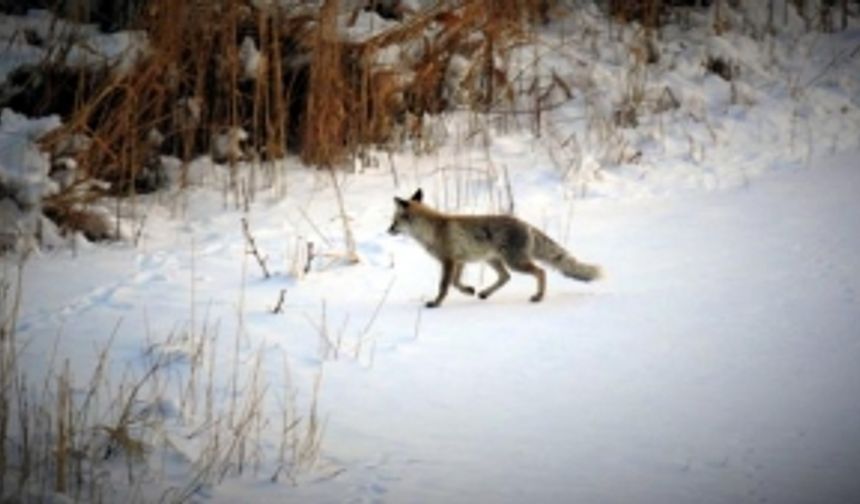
(388, 189, 602, 308)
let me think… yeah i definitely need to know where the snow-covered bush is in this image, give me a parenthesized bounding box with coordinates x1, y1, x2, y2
(0, 109, 61, 251)
(1, 0, 858, 253)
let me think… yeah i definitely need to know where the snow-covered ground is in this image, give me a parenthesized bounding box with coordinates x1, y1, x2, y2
(3, 3, 860, 503)
(10, 143, 860, 504)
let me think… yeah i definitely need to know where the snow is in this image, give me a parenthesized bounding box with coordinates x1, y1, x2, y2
(9, 141, 860, 504)
(239, 36, 263, 81)
(341, 10, 400, 43)
(3, 2, 860, 503)
(0, 109, 61, 250)
(0, 10, 148, 82)
(212, 127, 250, 162)
(0, 109, 60, 207)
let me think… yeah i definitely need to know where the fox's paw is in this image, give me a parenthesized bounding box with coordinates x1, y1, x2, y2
(478, 291, 490, 300)
(458, 286, 476, 296)
(529, 293, 544, 303)
(425, 300, 440, 309)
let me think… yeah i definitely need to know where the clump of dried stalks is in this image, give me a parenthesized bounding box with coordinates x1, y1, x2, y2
(0, 255, 330, 502)
(5, 0, 857, 246)
(18, 0, 553, 235)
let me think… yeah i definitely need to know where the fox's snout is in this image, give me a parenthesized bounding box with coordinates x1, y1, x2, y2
(389, 189, 423, 237)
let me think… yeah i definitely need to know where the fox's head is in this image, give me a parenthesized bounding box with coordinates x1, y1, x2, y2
(388, 188, 424, 236)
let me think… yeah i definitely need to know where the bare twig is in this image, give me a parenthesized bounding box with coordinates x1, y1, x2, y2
(501, 163, 515, 215)
(297, 208, 333, 248)
(357, 277, 395, 340)
(804, 41, 860, 88)
(305, 241, 315, 274)
(271, 289, 287, 314)
(327, 167, 359, 265)
(241, 217, 271, 279)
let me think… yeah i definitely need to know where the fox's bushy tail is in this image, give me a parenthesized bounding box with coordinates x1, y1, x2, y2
(531, 228, 602, 282)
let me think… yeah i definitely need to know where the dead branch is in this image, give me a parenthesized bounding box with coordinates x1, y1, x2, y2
(271, 289, 287, 314)
(241, 217, 271, 279)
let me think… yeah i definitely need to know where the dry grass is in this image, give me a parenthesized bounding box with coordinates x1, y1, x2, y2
(25, 0, 551, 198)
(0, 0, 574, 251)
(301, 0, 349, 166)
(0, 253, 330, 502)
(12, 0, 856, 203)
(14, 0, 847, 251)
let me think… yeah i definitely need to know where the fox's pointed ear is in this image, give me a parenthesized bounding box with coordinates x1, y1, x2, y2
(410, 188, 423, 202)
(394, 197, 409, 208)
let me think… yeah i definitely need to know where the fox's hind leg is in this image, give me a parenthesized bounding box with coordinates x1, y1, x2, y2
(506, 258, 546, 303)
(478, 259, 510, 300)
(452, 262, 475, 296)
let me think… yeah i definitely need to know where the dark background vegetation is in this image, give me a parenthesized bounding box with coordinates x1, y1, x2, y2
(0, 0, 857, 238)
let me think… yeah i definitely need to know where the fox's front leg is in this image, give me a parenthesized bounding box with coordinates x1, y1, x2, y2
(426, 259, 454, 308)
(452, 262, 475, 296)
